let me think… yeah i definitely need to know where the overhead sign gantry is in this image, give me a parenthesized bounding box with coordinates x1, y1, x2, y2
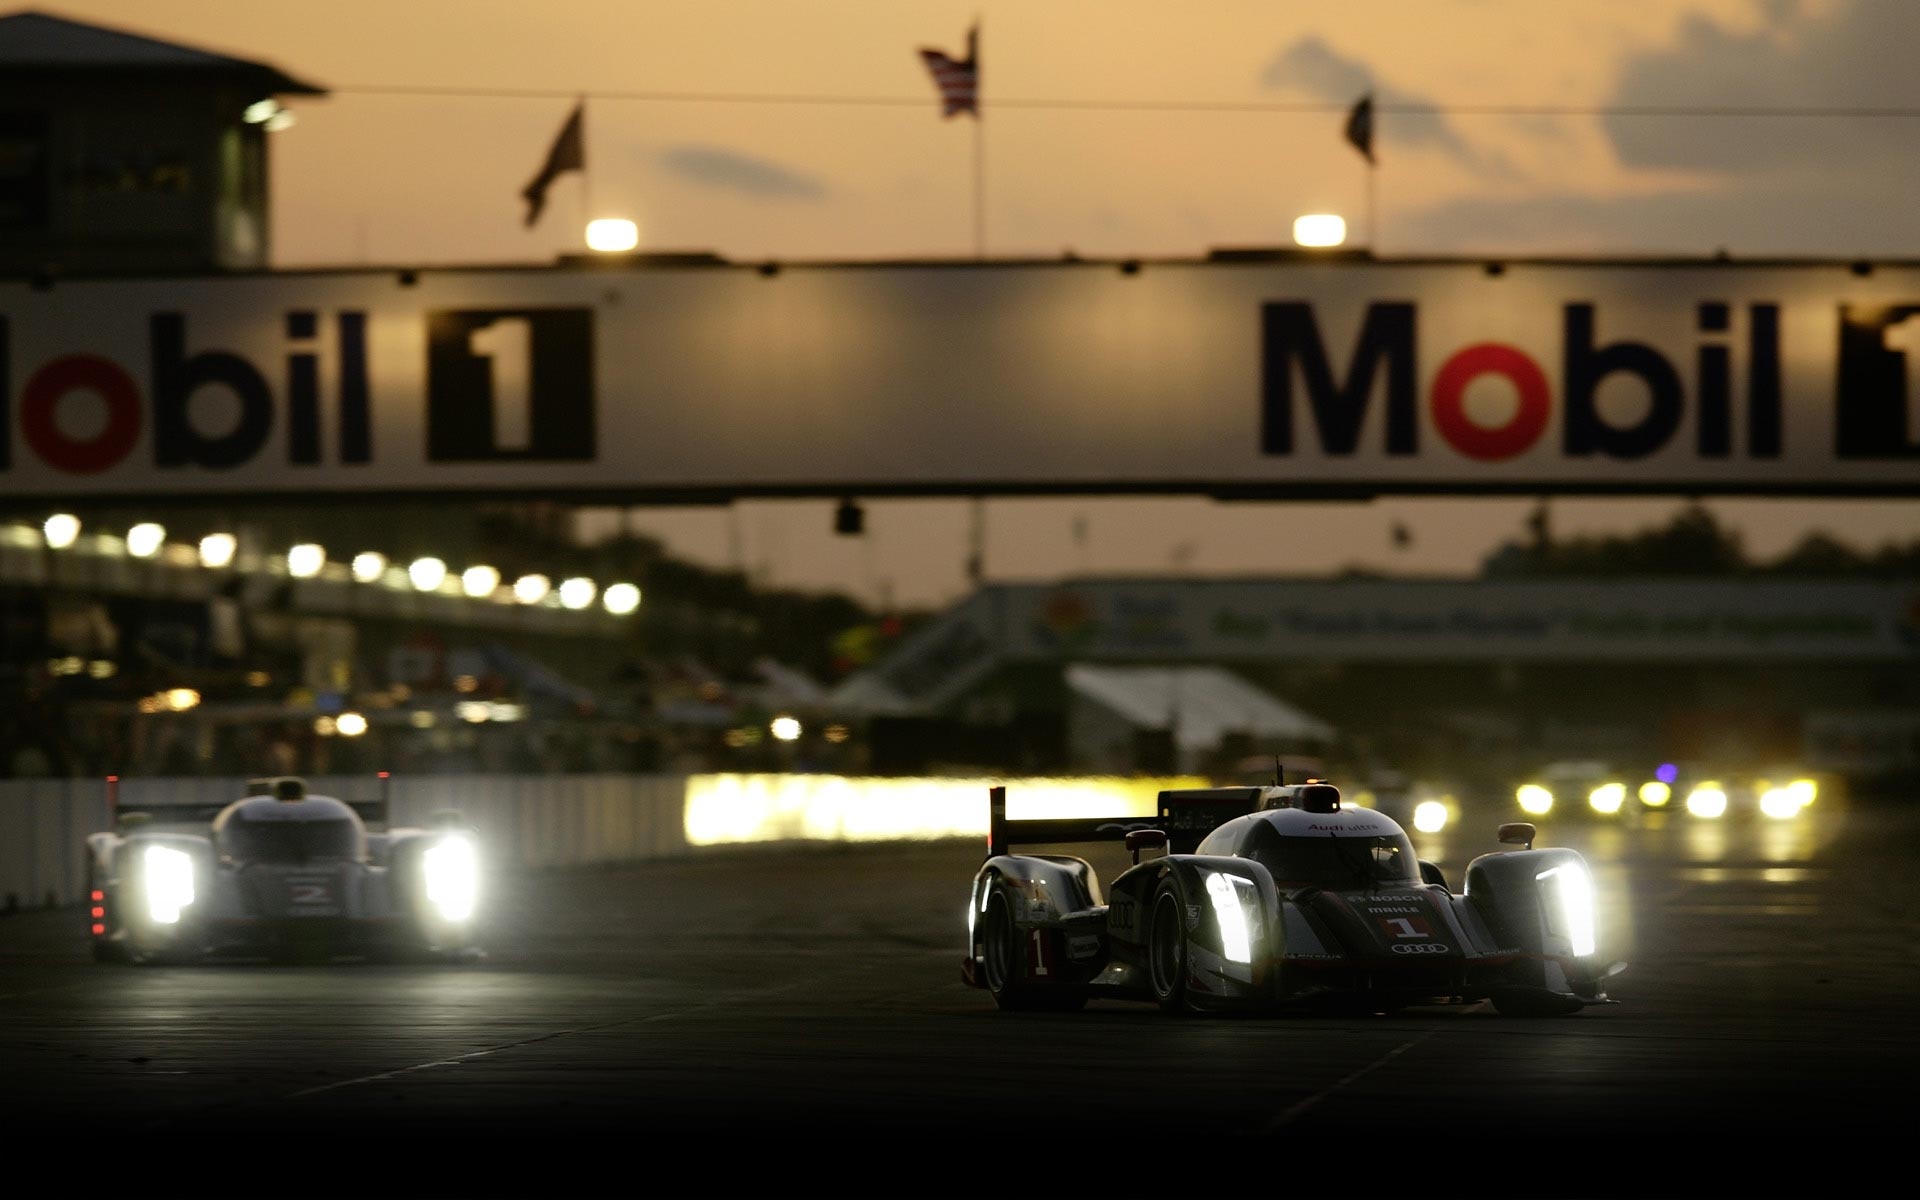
(4, 254, 1919, 501)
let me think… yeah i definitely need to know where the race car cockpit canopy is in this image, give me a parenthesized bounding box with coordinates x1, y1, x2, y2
(1197, 803, 1419, 892)
(213, 793, 366, 863)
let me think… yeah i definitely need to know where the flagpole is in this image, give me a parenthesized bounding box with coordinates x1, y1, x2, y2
(973, 18, 984, 259)
(579, 94, 592, 238)
(973, 115, 984, 259)
(1367, 159, 1377, 253)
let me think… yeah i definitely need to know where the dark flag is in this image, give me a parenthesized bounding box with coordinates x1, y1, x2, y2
(1344, 93, 1375, 164)
(522, 102, 585, 227)
(919, 25, 979, 118)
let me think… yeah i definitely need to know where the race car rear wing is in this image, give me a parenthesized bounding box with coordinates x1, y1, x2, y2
(986, 785, 1266, 857)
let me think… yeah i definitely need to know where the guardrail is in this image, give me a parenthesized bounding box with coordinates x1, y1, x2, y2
(0, 772, 1193, 910)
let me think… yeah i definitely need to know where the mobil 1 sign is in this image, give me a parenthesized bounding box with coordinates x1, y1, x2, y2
(0, 260, 1917, 500)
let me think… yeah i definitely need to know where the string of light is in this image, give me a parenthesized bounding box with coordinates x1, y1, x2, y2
(325, 85, 1920, 119)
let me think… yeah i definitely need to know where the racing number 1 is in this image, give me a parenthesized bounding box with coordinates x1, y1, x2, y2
(468, 318, 532, 451)
(1029, 929, 1051, 977)
(1384, 917, 1426, 939)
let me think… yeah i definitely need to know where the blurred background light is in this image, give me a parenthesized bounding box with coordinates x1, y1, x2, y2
(126, 522, 165, 559)
(198, 532, 237, 568)
(462, 565, 501, 598)
(287, 543, 326, 578)
(603, 582, 641, 615)
(409, 557, 447, 591)
(1292, 213, 1346, 248)
(514, 574, 551, 605)
(42, 513, 79, 549)
(352, 551, 388, 582)
(586, 217, 639, 252)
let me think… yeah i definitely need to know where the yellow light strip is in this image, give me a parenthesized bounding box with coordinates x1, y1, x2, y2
(683, 774, 1210, 846)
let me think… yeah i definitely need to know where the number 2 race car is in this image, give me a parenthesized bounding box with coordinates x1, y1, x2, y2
(86, 776, 481, 964)
(963, 781, 1624, 1015)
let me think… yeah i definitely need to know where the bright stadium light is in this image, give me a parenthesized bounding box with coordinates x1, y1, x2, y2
(43, 513, 80, 549)
(586, 217, 640, 253)
(1292, 213, 1347, 248)
(287, 543, 326, 578)
(352, 551, 388, 582)
(409, 557, 447, 592)
(1638, 781, 1672, 807)
(558, 577, 596, 610)
(770, 716, 802, 742)
(126, 523, 166, 559)
(603, 582, 642, 615)
(462, 565, 501, 598)
(335, 711, 369, 738)
(513, 574, 551, 605)
(198, 532, 237, 568)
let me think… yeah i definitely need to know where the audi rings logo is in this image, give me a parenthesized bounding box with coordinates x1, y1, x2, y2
(1390, 943, 1453, 955)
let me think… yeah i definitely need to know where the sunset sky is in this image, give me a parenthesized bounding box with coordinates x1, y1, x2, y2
(40, 0, 1920, 606)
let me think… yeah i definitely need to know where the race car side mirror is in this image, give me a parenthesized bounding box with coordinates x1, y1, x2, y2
(1419, 860, 1450, 890)
(1124, 828, 1168, 865)
(1497, 822, 1536, 850)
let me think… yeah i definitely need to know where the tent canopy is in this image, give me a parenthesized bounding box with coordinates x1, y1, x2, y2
(1066, 664, 1336, 751)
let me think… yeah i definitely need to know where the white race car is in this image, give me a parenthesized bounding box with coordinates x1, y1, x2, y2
(86, 776, 481, 964)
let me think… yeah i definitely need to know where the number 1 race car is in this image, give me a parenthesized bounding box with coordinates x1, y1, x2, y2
(963, 781, 1623, 1016)
(86, 776, 481, 964)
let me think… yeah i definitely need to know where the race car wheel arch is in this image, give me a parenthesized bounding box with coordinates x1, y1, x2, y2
(1147, 877, 1192, 1014)
(980, 881, 1086, 1012)
(1465, 848, 1584, 953)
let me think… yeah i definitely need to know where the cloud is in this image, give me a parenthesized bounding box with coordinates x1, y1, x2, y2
(1605, 2, 1920, 174)
(656, 144, 825, 199)
(1259, 35, 1482, 168)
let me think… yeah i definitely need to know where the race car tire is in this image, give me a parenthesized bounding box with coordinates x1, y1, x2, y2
(1147, 879, 1193, 1014)
(1490, 989, 1584, 1017)
(980, 888, 1085, 1012)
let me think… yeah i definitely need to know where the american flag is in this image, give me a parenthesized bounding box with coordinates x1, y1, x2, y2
(918, 26, 979, 118)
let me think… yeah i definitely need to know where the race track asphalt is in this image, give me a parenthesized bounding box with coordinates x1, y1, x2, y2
(1, 796, 1913, 1198)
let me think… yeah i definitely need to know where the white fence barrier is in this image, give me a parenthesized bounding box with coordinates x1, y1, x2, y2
(0, 772, 1184, 910)
(0, 774, 691, 910)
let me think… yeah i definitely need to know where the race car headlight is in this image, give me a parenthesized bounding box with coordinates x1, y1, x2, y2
(1412, 799, 1450, 834)
(1204, 872, 1258, 965)
(1587, 783, 1626, 815)
(423, 835, 478, 923)
(1535, 862, 1597, 958)
(143, 844, 195, 925)
(1516, 784, 1553, 816)
(1759, 787, 1802, 820)
(1685, 785, 1728, 819)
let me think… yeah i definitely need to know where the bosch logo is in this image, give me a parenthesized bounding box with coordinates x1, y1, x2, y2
(1390, 943, 1453, 956)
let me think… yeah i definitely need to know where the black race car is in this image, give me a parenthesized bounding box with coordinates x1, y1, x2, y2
(962, 781, 1621, 1015)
